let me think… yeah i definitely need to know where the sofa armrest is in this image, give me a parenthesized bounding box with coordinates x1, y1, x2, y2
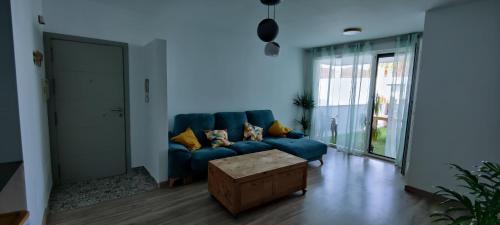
(168, 142, 192, 179)
(169, 142, 189, 153)
(287, 130, 305, 139)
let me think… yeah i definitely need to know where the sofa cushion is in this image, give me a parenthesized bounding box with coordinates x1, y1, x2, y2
(169, 142, 189, 152)
(263, 137, 327, 161)
(173, 113, 215, 146)
(229, 141, 273, 154)
(215, 112, 247, 142)
(287, 130, 305, 139)
(190, 147, 237, 175)
(246, 110, 275, 136)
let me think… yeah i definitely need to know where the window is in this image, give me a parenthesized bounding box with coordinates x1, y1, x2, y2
(316, 56, 372, 107)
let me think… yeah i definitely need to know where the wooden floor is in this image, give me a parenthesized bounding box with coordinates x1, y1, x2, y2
(48, 148, 440, 225)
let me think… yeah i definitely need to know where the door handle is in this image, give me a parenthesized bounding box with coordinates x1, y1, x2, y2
(110, 107, 123, 112)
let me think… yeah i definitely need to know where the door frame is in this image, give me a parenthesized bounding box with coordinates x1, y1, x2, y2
(399, 39, 421, 175)
(366, 52, 396, 160)
(364, 41, 420, 171)
(43, 32, 131, 185)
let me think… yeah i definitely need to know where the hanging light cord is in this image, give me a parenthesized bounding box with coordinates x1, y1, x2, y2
(266, 4, 277, 20)
(273, 5, 276, 20)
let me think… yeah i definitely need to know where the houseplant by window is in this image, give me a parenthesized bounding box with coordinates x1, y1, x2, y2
(293, 92, 315, 135)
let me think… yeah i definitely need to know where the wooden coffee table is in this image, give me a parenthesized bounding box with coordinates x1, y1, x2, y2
(208, 149, 308, 215)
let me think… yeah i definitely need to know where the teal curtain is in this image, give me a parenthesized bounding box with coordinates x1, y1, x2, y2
(308, 33, 420, 161)
(309, 42, 373, 155)
(385, 33, 419, 166)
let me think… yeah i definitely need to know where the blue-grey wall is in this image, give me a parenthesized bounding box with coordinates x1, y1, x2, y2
(0, 0, 22, 164)
(407, 0, 500, 192)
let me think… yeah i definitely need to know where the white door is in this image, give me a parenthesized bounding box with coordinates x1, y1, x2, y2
(51, 39, 126, 183)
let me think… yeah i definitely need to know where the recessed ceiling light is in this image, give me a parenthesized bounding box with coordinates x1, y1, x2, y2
(343, 27, 362, 36)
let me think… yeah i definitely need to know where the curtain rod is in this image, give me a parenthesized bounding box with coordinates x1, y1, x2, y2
(305, 32, 423, 52)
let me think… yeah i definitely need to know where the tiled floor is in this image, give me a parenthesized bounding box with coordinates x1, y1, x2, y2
(49, 167, 157, 213)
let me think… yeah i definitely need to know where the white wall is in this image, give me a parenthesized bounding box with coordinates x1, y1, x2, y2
(163, 30, 303, 128)
(406, 0, 500, 192)
(10, 0, 52, 225)
(43, 0, 304, 182)
(43, 0, 303, 129)
(144, 40, 168, 182)
(130, 40, 168, 182)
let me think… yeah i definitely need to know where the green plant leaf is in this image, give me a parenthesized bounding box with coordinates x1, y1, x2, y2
(445, 207, 468, 214)
(430, 212, 454, 222)
(450, 215, 473, 225)
(431, 161, 500, 225)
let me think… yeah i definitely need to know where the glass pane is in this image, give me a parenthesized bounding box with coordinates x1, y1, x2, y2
(370, 55, 395, 157)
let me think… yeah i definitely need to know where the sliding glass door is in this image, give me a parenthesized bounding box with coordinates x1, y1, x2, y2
(309, 33, 419, 167)
(368, 53, 395, 158)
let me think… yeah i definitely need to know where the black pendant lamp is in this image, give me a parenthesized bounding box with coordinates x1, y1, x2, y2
(257, 18, 278, 42)
(257, 0, 282, 56)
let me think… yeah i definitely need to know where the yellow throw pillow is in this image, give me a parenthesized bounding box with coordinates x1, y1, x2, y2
(170, 127, 202, 151)
(268, 120, 291, 137)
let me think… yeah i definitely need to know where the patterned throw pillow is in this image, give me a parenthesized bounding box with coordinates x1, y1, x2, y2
(243, 122, 263, 141)
(205, 130, 233, 148)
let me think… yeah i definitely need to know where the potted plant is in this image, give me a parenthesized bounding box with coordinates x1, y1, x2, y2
(293, 92, 315, 135)
(431, 161, 500, 225)
(371, 95, 382, 141)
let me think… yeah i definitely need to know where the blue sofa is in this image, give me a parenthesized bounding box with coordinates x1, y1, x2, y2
(167, 110, 327, 186)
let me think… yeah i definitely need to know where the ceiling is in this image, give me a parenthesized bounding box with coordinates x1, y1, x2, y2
(88, 0, 465, 48)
